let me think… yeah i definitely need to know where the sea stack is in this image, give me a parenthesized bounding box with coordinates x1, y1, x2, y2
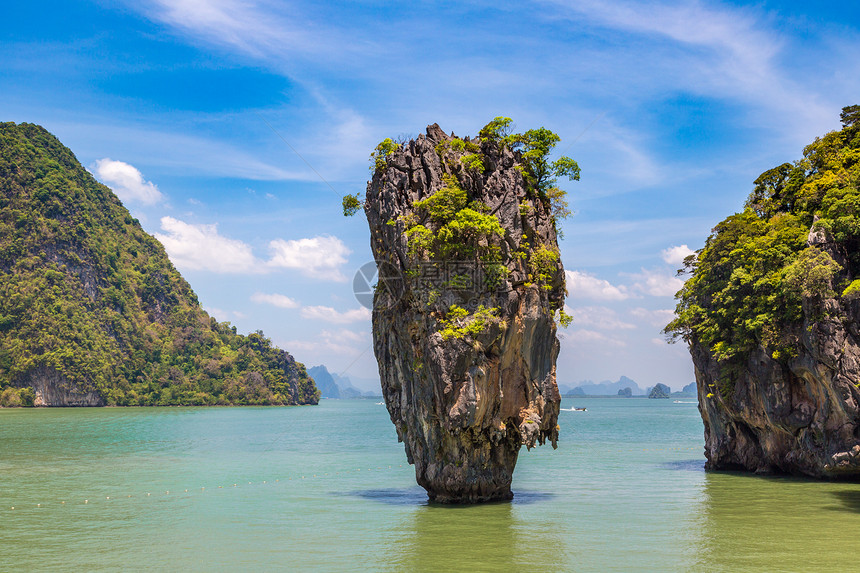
(363, 123, 567, 502)
(667, 106, 860, 477)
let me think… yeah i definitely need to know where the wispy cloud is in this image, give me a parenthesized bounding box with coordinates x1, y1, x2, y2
(284, 328, 368, 357)
(568, 305, 636, 330)
(56, 118, 316, 181)
(204, 305, 245, 321)
(627, 268, 685, 297)
(631, 307, 676, 328)
(565, 328, 627, 347)
(541, 0, 833, 136)
(144, 0, 365, 65)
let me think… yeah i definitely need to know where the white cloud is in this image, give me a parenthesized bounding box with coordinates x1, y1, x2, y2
(204, 306, 245, 321)
(661, 244, 695, 265)
(565, 270, 630, 301)
(284, 329, 368, 356)
(155, 216, 261, 273)
(92, 158, 163, 205)
(251, 292, 299, 309)
(568, 306, 635, 331)
(300, 305, 371, 324)
(565, 329, 627, 347)
(628, 269, 685, 297)
(267, 235, 350, 281)
(631, 308, 676, 328)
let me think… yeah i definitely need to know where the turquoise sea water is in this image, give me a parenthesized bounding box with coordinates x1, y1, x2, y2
(1, 398, 858, 572)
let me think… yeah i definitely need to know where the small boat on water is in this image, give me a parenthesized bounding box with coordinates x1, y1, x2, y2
(562, 406, 587, 412)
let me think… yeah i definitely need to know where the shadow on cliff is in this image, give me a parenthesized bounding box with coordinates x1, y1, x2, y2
(344, 487, 555, 506)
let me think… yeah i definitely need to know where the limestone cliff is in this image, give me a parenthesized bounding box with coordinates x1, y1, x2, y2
(669, 106, 860, 477)
(691, 221, 860, 477)
(364, 123, 567, 502)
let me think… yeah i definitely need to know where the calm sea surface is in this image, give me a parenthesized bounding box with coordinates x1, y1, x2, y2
(1, 398, 858, 572)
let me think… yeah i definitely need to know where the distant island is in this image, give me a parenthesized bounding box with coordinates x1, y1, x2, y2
(558, 376, 695, 398)
(0, 122, 319, 407)
(307, 365, 380, 398)
(648, 383, 671, 399)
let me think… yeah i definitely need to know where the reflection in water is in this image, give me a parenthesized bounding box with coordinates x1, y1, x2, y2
(383, 492, 564, 572)
(694, 472, 860, 572)
(659, 459, 705, 472)
(349, 487, 556, 507)
(828, 489, 860, 513)
(349, 487, 429, 506)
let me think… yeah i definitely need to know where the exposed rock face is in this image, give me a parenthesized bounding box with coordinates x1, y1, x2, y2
(22, 366, 104, 406)
(364, 124, 564, 502)
(691, 225, 860, 477)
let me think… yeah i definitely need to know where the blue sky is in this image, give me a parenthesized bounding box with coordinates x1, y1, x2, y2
(3, 1, 859, 391)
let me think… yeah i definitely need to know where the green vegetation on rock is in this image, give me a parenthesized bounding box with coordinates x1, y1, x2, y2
(438, 304, 502, 340)
(345, 117, 578, 331)
(369, 138, 401, 172)
(0, 122, 319, 406)
(666, 106, 860, 378)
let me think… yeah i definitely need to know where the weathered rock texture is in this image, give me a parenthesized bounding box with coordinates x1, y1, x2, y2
(692, 224, 860, 478)
(25, 366, 105, 406)
(365, 124, 565, 502)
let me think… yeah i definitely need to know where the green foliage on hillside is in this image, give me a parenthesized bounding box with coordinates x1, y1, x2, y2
(666, 106, 860, 376)
(0, 122, 319, 406)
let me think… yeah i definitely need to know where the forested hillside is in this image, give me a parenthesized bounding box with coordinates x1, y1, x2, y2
(0, 122, 319, 406)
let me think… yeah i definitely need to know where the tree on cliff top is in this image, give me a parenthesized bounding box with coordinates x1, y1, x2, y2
(345, 117, 580, 228)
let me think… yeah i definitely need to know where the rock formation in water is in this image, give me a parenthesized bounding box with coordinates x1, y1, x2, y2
(0, 122, 319, 407)
(307, 365, 342, 399)
(648, 383, 670, 399)
(667, 106, 860, 477)
(360, 121, 572, 502)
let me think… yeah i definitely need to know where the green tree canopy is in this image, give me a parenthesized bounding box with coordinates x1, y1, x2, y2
(666, 105, 860, 391)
